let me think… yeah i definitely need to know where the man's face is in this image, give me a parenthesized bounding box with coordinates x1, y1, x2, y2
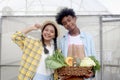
(61, 15, 76, 32)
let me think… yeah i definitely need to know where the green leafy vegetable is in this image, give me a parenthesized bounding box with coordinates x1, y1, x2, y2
(45, 49, 67, 69)
(46, 59, 64, 69)
(89, 56, 101, 72)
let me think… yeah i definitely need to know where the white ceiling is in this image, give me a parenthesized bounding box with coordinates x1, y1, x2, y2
(0, 0, 120, 16)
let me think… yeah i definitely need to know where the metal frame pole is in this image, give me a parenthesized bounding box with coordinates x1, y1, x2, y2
(99, 15, 103, 80)
(0, 16, 2, 80)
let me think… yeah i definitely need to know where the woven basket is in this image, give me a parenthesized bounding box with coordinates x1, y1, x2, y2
(57, 66, 93, 80)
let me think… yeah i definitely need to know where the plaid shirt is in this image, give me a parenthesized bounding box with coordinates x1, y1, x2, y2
(11, 31, 44, 80)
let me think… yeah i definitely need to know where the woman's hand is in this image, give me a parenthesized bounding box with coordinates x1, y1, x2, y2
(31, 24, 42, 30)
(21, 24, 42, 34)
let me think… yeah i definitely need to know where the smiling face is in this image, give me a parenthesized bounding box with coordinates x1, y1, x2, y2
(61, 15, 77, 32)
(42, 24, 56, 42)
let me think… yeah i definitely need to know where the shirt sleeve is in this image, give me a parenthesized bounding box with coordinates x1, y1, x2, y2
(11, 31, 26, 50)
(90, 35, 96, 57)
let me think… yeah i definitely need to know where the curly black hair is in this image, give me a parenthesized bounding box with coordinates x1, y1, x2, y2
(55, 8, 76, 25)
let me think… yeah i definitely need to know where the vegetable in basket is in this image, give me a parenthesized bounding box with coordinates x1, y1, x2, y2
(80, 56, 100, 72)
(45, 49, 67, 69)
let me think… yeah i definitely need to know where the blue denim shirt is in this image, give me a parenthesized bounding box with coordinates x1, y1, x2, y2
(60, 32, 96, 58)
(59, 32, 96, 80)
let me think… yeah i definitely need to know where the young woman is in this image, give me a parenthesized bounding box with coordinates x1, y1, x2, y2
(11, 21, 58, 80)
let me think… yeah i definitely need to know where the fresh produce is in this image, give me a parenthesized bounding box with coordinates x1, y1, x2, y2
(80, 56, 100, 72)
(80, 57, 96, 67)
(65, 57, 73, 66)
(45, 49, 67, 69)
(46, 49, 100, 72)
(89, 56, 101, 71)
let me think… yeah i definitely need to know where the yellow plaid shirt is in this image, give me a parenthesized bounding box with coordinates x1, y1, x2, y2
(11, 31, 58, 80)
(11, 31, 43, 80)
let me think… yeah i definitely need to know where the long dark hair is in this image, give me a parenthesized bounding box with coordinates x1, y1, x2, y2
(41, 23, 58, 54)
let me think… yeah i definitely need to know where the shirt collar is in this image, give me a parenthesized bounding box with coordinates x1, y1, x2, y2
(64, 32, 85, 39)
(80, 32, 85, 38)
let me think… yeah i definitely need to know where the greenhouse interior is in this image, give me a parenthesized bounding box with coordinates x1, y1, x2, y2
(0, 0, 120, 80)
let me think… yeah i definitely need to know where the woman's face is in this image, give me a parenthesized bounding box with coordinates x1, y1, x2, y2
(61, 15, 76, 32)
(42, 25, 55, 42)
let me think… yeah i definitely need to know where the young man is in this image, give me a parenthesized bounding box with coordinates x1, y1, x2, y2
(56, 8, 96, 80)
